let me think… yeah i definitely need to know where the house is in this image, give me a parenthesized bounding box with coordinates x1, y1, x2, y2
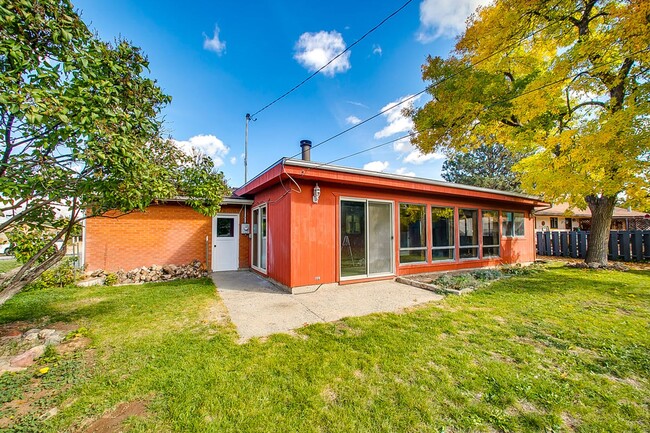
(534, 203, 650, 231)
(84, 141, 547, 292)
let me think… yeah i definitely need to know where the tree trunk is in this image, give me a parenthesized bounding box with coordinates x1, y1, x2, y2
(584, 195, 616, 266)
(0, 248, 66, 306)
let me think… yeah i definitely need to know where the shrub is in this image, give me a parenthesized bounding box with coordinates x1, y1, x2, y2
(471, 269, 503, 281)
(25, 258, 77, 291)
(104, 273, 118, 286)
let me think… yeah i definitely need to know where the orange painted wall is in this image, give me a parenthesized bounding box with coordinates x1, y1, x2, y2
(249, 183, 292, 286)
(85, 203, 250, 272)
(276, 180, 537, 288)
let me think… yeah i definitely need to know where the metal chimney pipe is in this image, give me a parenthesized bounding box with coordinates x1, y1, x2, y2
(300, 140, 312, 161)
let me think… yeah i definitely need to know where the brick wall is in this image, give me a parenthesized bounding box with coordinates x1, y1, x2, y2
(85, 203, 251, 272)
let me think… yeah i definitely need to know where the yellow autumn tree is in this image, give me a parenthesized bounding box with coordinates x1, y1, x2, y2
(410, 0, 649, 265)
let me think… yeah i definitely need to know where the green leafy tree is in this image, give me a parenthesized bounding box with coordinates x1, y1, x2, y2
(442, 143, 524, 191)
(0, 0, 229, 303)
(410, 0, 649, 265)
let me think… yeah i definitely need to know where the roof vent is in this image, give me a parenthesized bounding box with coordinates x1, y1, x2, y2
(300, 140, 312, 161)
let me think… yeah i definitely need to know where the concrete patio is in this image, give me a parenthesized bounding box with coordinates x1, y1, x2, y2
(211, 271, 443, 341)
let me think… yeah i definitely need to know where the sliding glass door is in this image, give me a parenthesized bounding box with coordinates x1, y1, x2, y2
(341, 199, 393, 279)
(252, 205, 267, 272)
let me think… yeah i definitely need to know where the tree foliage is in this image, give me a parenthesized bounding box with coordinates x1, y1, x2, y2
(0, 0, 229, 302)
(442, 143, 524, 191)
(410, 0, 650, 264)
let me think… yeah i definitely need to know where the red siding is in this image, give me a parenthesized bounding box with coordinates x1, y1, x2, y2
(252, 177, 538, 290)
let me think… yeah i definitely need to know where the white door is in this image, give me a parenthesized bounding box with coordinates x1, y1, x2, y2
(212, 214, 239, 271)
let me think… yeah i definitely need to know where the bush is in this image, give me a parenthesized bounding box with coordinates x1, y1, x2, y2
(104, 273, 118, 286)
(501, 263, 542, 276)
(471, 269, 503, 281)
(26, 258, 77, 291)
(435, 273, 478, 290)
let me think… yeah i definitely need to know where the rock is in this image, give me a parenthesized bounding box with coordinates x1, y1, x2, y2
(23, 329, 41, 343)
(162, 264, 177, 274)
(0, 358, 25, 374)
(10, 345, 46, 368)
(91, 270, 105, 278)
(38, 329, 57, 340)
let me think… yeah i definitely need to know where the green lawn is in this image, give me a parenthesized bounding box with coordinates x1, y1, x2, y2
(0, 265, 648, 432)
(0, 259, 18, 274)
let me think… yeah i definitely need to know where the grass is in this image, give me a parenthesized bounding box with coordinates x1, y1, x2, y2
(0, 264, 648, 432)
(0, 259, 18, 274)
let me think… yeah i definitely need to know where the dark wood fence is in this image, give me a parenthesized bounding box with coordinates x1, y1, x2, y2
(536, 230, 650, 261)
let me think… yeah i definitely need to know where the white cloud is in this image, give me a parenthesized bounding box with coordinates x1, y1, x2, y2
(230, 156, 237, 165)
(374, 94, 421, 139)
(417, 0, 492, 42)
(394, 167, 416, 177)
(294, 30, 351, 76)
(345, 115, 362, 125)
(372, 44, 383, 56)
(363, 161, 390, 172)
(203, 25, 226, 55)
(174, 134, 229, 167)
(346, 100, 368, 108)
(393, 137, 413, 153)
(403, 149, 445, 165)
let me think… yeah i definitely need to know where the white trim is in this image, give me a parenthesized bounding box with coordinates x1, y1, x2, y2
(251, 204, 268, 274)
(212, 213, 240, 272)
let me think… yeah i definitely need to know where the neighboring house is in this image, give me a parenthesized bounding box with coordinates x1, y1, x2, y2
(534, 203, 650, 231)
(84, 141, 547, 292)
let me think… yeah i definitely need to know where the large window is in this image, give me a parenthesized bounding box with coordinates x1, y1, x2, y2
(459, 209, 479, 259)
(399, 204, 427, 264)
(431, 207, 454, 261)
(502, 211, 525, 237)
(482, 210, 500, 257)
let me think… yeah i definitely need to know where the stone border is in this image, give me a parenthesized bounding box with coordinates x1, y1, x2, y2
(395, 276, 474, 296)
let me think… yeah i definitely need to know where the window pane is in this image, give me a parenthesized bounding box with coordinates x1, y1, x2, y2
(432, 248, 454, 261)
(483, 246, 500, 257)
(341, 201, 366, 277)
(482, 210, 499, 246)
(400, 204, 426, 249)
(459, 209, 478, 246)
(400, 250, 426, 263)
(432, 207, 454, 247)
(514, 212, 525, 236)
(502, 212, 514, 237)
(217, 218, 234, 237)
(459, 209, 478, 259)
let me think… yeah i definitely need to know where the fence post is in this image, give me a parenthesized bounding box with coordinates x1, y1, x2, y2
(551, 232, 560, 256)
(619, 231, 631, 261)
(632, 231, 643, 261)
(560, 232, 569, 257)
(578, 232, 587, 258)
(536, 231, 544, 255)
(544, 232, 551, 257)
(644, 231, 650, 260)
(569, 231, 578, 258)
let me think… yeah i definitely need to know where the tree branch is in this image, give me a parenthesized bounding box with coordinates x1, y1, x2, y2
(0, 114, 15, 178)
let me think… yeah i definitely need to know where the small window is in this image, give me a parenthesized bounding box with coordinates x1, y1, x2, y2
(502, 211, 525, 237)
(217, 218, 234, 237)
(399, 204, 427, 264)
(459, 209, 479, 259)
(550, 217, 558, 229)
(431, 207, 454, 261)
(482, 210, 500, 258)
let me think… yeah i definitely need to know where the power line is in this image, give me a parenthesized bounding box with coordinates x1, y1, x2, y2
(304, 49, 649, 171)
(249, 0, 414, 118)
(284, 8, 585, 161)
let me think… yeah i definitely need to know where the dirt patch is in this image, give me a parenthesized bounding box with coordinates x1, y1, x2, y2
(57, 336, 92, 356)
(82, 400, 149, 433)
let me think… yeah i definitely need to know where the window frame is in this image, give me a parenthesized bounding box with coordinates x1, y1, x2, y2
(458, 208, 480, 260)
(502, 211, 526, 238)
(481, 209, 500, 258)
(398, 203, 428, 265)
(431, 206, 455, 262)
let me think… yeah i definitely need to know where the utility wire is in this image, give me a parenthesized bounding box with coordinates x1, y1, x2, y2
(284, 8, 585, 161)
(249, 0, 413, 118)
(304, 49, 649, 172)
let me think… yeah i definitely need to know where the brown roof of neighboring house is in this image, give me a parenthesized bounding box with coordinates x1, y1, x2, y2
(535, 202, 649, 218)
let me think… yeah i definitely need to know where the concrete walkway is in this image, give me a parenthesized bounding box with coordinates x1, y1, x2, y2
(212, 271, 443, 340)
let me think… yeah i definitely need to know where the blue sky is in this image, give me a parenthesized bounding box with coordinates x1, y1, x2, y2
(73, 0, 488, 187)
